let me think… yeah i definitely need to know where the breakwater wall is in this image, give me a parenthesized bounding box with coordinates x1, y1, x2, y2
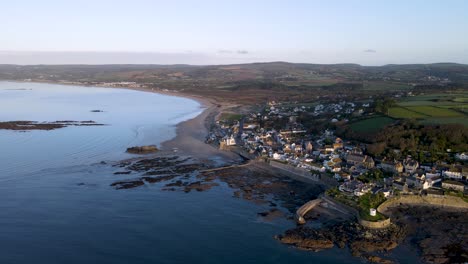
(296, 199, 322, 224)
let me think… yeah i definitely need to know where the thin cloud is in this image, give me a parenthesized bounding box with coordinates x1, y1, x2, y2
(364, 49, 377, 53)
(218, 50, 233, 54)
(237, 50, 249, 54)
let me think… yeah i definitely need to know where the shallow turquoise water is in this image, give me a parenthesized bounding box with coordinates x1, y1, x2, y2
(0, 82, 419, 264)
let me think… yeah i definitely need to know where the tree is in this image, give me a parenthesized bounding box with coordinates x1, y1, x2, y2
(367, 142, 387, 156)
(374, 98, 396, 115)
(358, 192, 386, 210)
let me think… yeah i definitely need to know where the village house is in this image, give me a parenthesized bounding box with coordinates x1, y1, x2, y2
(376, 188, 392, 198)
(420, 163, 434, 171)
(305, 141, 313, 154)
(455, 152, 468, 161)
(346, 153, 375, 169)
(442, 180, 465, 192)
(393, 181, 409, 193)
(339, 180, 363, 196)
(443, 165, 466, 180)
(294, 143, 303, 154)
(272, 153, 284, 160)
(354, 184, 373, 196)
(425, 171, 441, 179)
(334, 171, 351, 181)
(403, 158, 419, 174)
(333, 137, 344, 150)
(324, 145, 334, 152)
(380, 158, 404, 173)
(283, 144, 292, 154)
(225, 135, 236, 146)
(406, 176, 422, 189)
(425, 176, 442, 189)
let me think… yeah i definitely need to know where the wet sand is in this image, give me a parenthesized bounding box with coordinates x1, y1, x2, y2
(117, 87, 242, 163)
(160, 101, 239, 162)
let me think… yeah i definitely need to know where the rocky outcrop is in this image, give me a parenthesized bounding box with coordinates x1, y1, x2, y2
(390, 206, 468, 264)
(0, 120, 103, 131)
(278, 221, 406, 261)
(126, 145, 159, 154)
(277, 227, 334, 251)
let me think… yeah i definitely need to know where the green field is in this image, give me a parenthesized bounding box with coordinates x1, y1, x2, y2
(388, 107, 427, 118)
(406, 106, 463, 117)
(452, 97, 468, 103)
(421, 117, 468, 126)
(350, 116, 395, 133)
(362, 81, 410, 91)
(389, 92, 468, 125)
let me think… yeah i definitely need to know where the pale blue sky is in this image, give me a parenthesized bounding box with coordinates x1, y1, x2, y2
(1, 0, 467, 65)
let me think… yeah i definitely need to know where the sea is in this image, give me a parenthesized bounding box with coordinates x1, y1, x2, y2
(0, 81, 419, 264)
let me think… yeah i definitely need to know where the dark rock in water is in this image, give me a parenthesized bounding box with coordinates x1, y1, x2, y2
(364, 255, 395, 264)
(142, 175, 177, 183)
(90, 110, 104, 112)
(126, 145, 159, 154)
(0, 121, 65, 130)
(278, 226, 334, 251)
(0, 120, 104, 131)
(165, 180, 184, 187)
(110, 179, 145, 189)
(389, 206, 468, 264)
(183, 181, 219, 192)
(113, 171, 132, 175)
(257, 208, 285, 221)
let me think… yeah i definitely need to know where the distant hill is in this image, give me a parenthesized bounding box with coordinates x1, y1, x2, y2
(1, 62, 467, 103)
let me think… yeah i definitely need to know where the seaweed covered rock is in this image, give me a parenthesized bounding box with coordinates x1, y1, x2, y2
(126, 145, 159, 154)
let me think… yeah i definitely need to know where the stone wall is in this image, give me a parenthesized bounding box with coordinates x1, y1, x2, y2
(378, 194, 468, 215)
(359, 218, 391, 229)
(268, 160, 321, 183)
(322, 195, 391, 229)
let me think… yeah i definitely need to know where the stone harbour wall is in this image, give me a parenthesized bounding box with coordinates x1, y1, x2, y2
(359, 218, 391, 229)
(268, 160, 321, 182)
(378, 194, 468, 215)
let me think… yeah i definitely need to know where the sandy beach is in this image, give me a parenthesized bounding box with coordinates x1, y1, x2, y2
(114, 86, 241, 163)
(161, 99, 240, 162)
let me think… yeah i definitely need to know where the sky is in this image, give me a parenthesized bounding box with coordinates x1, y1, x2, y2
(1, 0, 468, 65)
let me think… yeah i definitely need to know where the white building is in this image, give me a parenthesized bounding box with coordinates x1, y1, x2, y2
(226, 135, 236, 146)
(455, 153, 468, 160)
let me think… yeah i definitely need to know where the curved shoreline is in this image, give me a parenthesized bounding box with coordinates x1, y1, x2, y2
(107, 85, 241, 162)
(1, 80, 240, 163)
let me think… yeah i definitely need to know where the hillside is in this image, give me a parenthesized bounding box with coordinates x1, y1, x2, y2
(1, 62, 467, 103)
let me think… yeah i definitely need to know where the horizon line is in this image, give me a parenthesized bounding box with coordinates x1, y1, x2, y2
(0, 61, 466, 67)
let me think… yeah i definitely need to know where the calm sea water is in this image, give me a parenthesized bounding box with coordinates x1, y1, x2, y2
(0, 82, 418, 264)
